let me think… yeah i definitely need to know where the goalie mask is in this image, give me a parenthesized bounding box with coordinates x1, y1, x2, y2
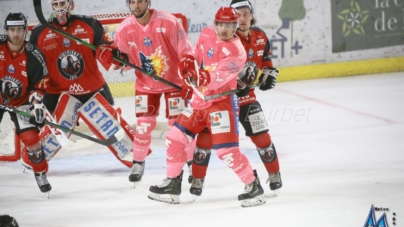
(49, 0, 74, 25)
(214, 7, 239, 41)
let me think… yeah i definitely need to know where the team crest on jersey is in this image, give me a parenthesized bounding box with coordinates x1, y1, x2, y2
(248, 48, 254, 58)
(239, 62, 259, 85)
(7, 64, 15, 73)
(57, 50, 85, 80)
(143, 37, 152, 47)
(63, 38, 71, 47)
(0, 76, 23, 104)
(138, 46, 169, 78)
(207, 48, 214, 58)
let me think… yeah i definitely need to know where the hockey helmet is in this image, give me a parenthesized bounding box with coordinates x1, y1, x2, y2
(3, 12, 27, 30)
(230, 0, 254, 13)
(214, 7, 239, 24)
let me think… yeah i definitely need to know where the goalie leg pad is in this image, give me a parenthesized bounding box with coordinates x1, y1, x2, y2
(132, 115, 156, 162)
(39, 94, 82, 161)
(78, 93, 133, 168)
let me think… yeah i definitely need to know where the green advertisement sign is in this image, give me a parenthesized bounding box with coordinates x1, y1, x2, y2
(331, 0, 404, 53)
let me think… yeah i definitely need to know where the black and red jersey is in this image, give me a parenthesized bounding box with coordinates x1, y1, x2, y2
(29, 15, 113, 95)
(236, 27, 275, 105)
(0, 35, 48, 107)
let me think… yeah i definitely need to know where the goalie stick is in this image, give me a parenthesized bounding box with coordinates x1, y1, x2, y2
(0, 105, 118, 146)
(33, 0, 181, 90)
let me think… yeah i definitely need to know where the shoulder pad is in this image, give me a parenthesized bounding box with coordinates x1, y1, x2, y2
(25, 43, 34, 52)
(0, 34, 7, 41)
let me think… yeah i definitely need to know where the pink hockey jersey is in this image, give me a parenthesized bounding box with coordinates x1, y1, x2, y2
(114, 9, 192, 94)
(189, 26, 247, 110)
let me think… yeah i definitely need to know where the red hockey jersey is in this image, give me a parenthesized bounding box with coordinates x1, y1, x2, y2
(29, 15, 113, 95)
(237, 27, 275, 105)
(0, 35, 48, 107)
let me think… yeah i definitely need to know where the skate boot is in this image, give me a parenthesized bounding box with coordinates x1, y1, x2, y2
(128, 161, 145, 182)
(35, 172, 52, 196)
(187, 161, 193, 184)
(190, 177, 204, 197)
(267, 172, 282, 195)
(238, 170, 266, 207)
(148, 170, 183, 204)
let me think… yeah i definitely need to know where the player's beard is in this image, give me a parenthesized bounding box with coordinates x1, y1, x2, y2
(132, 6, 149, 19)
(9, 36, 24, 47)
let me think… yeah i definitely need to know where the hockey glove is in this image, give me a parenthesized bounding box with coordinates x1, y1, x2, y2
(236, 78, 251, 97)
(28, 92, 46, 127)
(96, 44, 128, 68)
(258, 67, 278, 91)
(29, 103, 46, 127)
(183, 68, 211, 88)
(178, 54, 197, 76)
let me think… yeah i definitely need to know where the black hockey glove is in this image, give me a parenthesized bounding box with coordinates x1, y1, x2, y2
(236, 78, 251, 97)
(259, 67, 278, 91)
(28, 103, 46, 128)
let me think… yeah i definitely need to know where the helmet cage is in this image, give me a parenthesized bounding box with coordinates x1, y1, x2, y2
(49, 0, 72, 25)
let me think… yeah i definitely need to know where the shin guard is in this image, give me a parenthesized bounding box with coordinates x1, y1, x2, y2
(216, 147, 255, 184)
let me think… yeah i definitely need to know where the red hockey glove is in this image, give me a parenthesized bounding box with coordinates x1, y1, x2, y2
(178, 54, 197, 77)
(183, 68, 211, 88)
(259, 67, 278, 91)
(96, 44, 128, 68)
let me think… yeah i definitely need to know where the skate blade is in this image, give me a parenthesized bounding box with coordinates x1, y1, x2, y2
(240, 195, 266, 208)
(273, 189, 281, 196)
(132, 181, 142, 188)
(45, 192, 50, 199)
(147, 193, 180, 204)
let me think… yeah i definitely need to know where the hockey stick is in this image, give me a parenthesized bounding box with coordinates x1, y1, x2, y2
(0, 105, 118, 146)
(33, 0, 181, 91)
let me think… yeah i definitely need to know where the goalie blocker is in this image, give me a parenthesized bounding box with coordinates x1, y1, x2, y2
(30, 93, 133, 168)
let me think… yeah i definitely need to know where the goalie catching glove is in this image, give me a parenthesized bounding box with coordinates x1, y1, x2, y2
(258, 67, 278, 91)
(96, 44, 129, 69)
(28, 92, 46, 127)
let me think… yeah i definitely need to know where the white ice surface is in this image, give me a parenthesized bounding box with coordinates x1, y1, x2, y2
(1, 72, 404, 227)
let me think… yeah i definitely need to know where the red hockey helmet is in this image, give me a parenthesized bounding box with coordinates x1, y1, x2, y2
(214, 7, 239, 24)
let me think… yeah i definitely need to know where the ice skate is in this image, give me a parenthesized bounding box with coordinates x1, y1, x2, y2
(148, 170, 183, 204)
(187, 161, 193, 183)
(238, 170, 266, 207)
(35, 172, 51, 198)
(267, 172, 282, 195)
(190, 177, 204, 200)
(128, 161, 145, 184)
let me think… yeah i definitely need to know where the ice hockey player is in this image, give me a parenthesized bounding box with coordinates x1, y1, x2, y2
(29, 0, 135, 169)
(147, 6, 266, 208)
(0, 12, 51, 194)
(189, 0, 283, 198)
(96, 0, 195, 184)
